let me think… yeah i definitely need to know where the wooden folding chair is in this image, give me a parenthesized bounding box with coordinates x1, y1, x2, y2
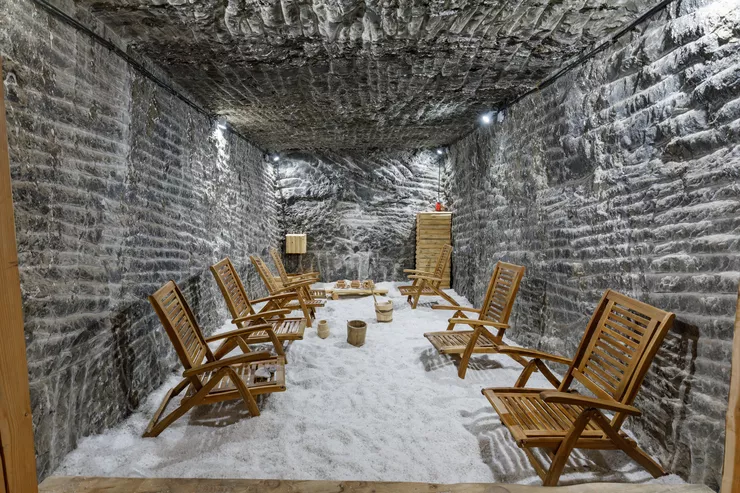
(269, 246, 326, 300)
(211, 258, 306, 359)
(424, 261, 526, 378)
(144, 281, 286, 438)
(482, 289, 675, 485)
(251, 255, 323, 327)
(398, 244, 457, 309)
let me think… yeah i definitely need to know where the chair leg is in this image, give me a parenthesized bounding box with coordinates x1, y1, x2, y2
(226, 367, 261, 417)
(213, 337, 241, 360)
(144, 370, 228, 438)
(266, 329, 287, 364)
(515, 359, 538, 387)
(447, 311, 464, 330)
(543, 408, 596, 486)
(407, 279, 418, 306)
(590, 410, 667, 478)
(435, 286, 460, 307)
(412, 280, 425, 309)
(458, 329, 481, 379)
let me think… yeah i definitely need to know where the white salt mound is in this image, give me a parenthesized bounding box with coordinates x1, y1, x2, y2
(54, 283, 685, 486)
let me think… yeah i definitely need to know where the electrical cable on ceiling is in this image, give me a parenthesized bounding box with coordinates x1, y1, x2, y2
(28, 0, 261, 149)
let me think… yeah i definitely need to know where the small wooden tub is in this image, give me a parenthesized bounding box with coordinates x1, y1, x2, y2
(347, 320, 367, 347)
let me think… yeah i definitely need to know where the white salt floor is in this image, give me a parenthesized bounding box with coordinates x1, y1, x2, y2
(54, 283, 685, 486)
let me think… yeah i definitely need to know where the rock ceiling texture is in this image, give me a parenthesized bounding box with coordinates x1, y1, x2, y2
(75, 0, 660, 150)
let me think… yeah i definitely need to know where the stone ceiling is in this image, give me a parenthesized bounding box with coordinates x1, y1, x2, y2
(75, 0, 659, 150)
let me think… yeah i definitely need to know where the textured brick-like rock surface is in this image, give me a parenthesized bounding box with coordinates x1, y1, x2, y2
(1, 0, 279, 479)
(278, 150, 440, 281)
(69, 0, 661, 150)
(446, 2, 740, 488)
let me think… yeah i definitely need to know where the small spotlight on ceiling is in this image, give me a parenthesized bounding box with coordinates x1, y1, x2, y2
(436, 148, 444, 155)
(272, 154, 281, 162)
(480, 113, 493, 125)
(216, 120, 227, 130)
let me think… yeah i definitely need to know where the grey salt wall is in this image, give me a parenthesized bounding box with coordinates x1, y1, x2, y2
(277, 150, 441, 281)
(1, 0, 279, 479)
(446, 1, 739, 489)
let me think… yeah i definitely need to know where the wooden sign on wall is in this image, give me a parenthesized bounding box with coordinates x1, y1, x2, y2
(0, 58, 39, 493)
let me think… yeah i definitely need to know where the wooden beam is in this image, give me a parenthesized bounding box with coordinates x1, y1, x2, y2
(722, 282, 740, 493)
(39, 476, 714, 493)
(0, 58, 39, 492)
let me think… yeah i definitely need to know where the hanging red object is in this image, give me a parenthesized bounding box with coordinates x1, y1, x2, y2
(435, 202, 442, 211)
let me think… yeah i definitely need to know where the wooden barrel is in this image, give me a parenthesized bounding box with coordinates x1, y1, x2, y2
(375, 299, 393, 323)
(347, 320, 367, 347)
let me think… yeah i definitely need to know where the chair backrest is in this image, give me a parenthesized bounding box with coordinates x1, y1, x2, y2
(561, 289, 675, 428)
(251, 255, 280, 294)
(148, 281, 214, 372)
(269, 247, 290, 284)
(211, 258, 255, 321)
(432, 244, 453, 281)
(478, 261, 525, 326)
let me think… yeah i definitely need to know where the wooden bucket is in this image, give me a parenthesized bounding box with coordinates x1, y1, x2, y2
(317, 320, 330, 339)
(347, 320, 367, 347)
(373, 295, 393, 323)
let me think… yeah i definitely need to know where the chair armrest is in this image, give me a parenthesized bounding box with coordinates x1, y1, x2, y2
(183, 351, 272, 377)
(275, 279, 314, 293)
(496, 345, 573, 365)
(432, 305, 480, 313)
(204, 323, 275, 342)
(540, 391, 642, 416)
(448, 318, 508, 329)
(252, 293, 296, 303)
(408, 274, 442, 282)
(232, 309, 291, 324)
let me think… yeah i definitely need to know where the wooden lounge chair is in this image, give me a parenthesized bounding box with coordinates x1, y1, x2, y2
(211, 257, 306, 357)
(144, 280, 286, 438)
(398, 244, 457, 309)
(482, 289, 675, 486)
(269, 246, 326, 300)
(424, 261, 526, 378)
(251, 255, 323, 327)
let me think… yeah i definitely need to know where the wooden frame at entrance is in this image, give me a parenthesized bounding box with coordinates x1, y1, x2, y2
(722, 282, 740, 492)
(0, 58, 39, 492)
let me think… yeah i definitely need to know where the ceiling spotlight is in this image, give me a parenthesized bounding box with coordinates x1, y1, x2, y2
(216, 120, 227, 130)
(272, 155, 281, 162)
(480, 113, 493, 125)
(436, 148, 444, 155)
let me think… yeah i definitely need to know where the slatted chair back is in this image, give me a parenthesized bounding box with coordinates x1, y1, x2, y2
(211, 258, 255, 321)
(561, 290, 674, 428)
(478, 261, 525, 326)
(269, 247, 290, 284)
(432, 244, 453, 281)
(251, 255, 281, 294)
(149, 281, 214, 373)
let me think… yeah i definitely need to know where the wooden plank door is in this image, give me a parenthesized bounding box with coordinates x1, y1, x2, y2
(0, 58, 39, 493)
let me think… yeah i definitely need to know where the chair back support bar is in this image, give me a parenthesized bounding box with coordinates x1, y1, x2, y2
(211, 258, 255, 321)
(480, 262, 525, 326)
(269, 247, 290, 284)
(251, 255, 281, 294)
(434, 244, 453, 280)
(561, 289, 675, 428)
(148, 281, 214, 373)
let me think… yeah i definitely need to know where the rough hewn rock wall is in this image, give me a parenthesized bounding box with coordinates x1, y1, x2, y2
(1, 0, 279, 479)
(446, 1, 740, 488)
(277, 150, 440, 281)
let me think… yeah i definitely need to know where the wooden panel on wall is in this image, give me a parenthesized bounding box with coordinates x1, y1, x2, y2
(0, 58, 39, 493)
(416, 212, 452, 289)
(722, 282, 740, 493)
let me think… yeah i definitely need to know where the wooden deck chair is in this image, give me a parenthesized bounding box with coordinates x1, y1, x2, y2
(482, 289, 675, 486)
(211, 257, 306, 358)
(398, 244, 457, 309)
(424, 261, 526, 378)
(145, 281, 286, 438)
(269, 246, 326, 301)
(251, 255, 322, 327)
